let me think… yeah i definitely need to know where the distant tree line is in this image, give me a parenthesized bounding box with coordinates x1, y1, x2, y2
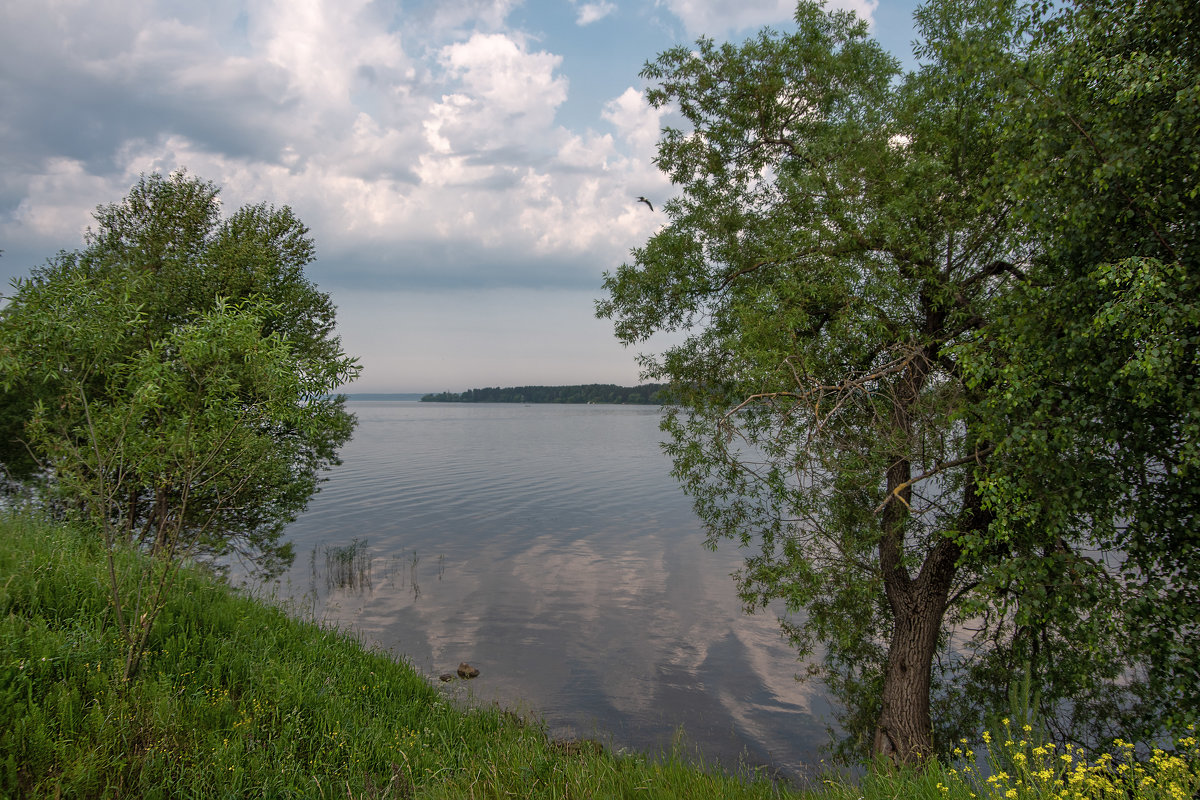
(421, 384, 667, 404)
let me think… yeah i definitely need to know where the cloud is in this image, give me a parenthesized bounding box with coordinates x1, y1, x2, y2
(602, 87, 667, 161)
(401, 0, 522, 38)
(661, 0, 878, 36)
(575, 1, 617, 25)
(0, 0, 918, 391)
(0, 0, 679, 302)
(0, 159, 127, 255)
(430, 33, 569, 156)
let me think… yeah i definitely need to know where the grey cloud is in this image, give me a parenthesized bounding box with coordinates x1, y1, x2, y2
(1, 213, 610, 298)
(1, 28, 296, 173)
(1, 1, 433, 178)
(448, 168, 525, 192)
(461, 146, 542, 171)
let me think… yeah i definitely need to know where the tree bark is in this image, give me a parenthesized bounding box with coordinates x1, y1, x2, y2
(873, 537, 958, 763)
(871, 345, 962, 764)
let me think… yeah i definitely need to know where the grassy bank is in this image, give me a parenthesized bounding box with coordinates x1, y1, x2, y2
(3, 512, 1197, 799)
(0, 513, 805, 798)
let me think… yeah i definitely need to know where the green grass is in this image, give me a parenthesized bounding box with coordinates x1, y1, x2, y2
(0, 512, 809, 798)
(6, 511, 1196, 799)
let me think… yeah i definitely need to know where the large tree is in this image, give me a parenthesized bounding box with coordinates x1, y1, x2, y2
(599, 0, 1029, 763)
(0, 172, 359, 582)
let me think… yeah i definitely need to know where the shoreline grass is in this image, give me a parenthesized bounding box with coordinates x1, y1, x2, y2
(3, 511, 1196, 799)
(0, 512, 801, 798)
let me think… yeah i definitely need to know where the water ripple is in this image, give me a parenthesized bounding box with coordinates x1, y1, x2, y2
(269, 401, 832, 783)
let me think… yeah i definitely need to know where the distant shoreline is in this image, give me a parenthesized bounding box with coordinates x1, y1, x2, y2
(342, 392, 427, 402)
(419, 383, 667, 404)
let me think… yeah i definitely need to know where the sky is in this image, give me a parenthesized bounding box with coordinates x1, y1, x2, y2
(1, 0, 924, 393)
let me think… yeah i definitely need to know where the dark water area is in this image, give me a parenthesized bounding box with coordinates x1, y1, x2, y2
(260, 400, 836, 782)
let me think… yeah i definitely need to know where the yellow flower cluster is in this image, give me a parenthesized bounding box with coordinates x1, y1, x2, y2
(393, 727, 423, 756)
(204, 684, 232, 707)
(233, 694, 268, 730)
(949, 723, 1200, 800)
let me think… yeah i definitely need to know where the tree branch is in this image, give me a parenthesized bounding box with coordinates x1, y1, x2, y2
(873, 445, 996, 515)
(962, 259, 1028, 287)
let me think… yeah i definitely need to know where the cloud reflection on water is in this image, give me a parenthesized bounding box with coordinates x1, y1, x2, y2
(274, 401, 834, 781)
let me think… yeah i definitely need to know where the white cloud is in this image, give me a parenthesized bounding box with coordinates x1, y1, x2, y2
(602, 87, 667, 159)
(575, 1, 617, 25)
(438, 33, 568, 122)
(663, 0, 878, 35)
(1, 158, 125, 244)
(258, 0, 411, 109)
(556, 131, 616, 170)
(409, 0, 522, 37)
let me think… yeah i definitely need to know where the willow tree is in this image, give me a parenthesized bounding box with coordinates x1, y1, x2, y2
(599, 0, 1029, 762)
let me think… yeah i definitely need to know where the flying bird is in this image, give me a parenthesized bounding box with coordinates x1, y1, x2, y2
(636, 196, 654, 212)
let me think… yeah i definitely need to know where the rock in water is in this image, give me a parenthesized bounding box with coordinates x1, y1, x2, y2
(457, 662, 480, 679)
(438, 673, 455, 682)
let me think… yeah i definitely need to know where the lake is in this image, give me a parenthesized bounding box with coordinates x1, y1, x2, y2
(262, 400, 835, 782)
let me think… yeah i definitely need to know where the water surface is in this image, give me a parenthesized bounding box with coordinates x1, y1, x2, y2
(266, 401, 835, 781)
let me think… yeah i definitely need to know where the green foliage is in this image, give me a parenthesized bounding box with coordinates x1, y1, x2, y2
(599, 0, 1031, 763)
(0, 172, 359, 679)
(0, 171, 358, 574)
(601, 0, 1198, 763)
(955, 0, 1200, 745)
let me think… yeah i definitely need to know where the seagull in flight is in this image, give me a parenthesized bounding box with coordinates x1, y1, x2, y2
(636, 196, 654, 212)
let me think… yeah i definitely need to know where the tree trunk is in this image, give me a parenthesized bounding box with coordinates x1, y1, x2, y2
(873, 556, 954, 763)
(871, 345, 962, 764)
